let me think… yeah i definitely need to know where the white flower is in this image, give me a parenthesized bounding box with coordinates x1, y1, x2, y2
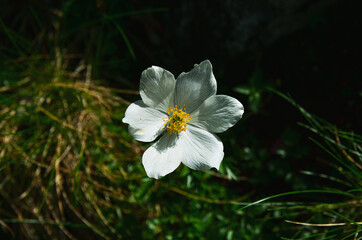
(122, 60, 244, 179)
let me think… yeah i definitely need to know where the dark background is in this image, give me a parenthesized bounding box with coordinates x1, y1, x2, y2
(3, 0, 361, 129)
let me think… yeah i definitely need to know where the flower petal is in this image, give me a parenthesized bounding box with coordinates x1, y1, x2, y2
(174, 60, 217, 113)
(142, 133, 182, 179)
(190, 95, 244, 133)
(140, 66, 175, 112)
(179, 126, 224, 171)
(122, 100, 166, 142)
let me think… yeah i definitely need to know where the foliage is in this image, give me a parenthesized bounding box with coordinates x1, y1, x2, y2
(0, 1, 361, 239)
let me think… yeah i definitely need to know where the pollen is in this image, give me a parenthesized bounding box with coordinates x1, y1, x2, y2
(163, 105, 191, 134)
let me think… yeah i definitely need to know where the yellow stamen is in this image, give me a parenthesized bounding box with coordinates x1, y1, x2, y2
(163, 105, 191, 134)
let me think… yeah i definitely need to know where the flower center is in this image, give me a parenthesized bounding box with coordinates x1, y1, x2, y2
(163, 105, 191, 134)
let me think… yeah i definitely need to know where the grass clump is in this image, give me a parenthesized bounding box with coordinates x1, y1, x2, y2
(0, 48, 146, 239)
(267, 90, 362, 239)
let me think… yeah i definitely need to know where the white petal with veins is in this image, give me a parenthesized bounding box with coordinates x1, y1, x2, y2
(190, 95, 244, 133)
(140, 66, 175, 113)
(179, 125, 224, 171)
(122, 100, 166, 142)
(142, 133, 182, 179)
(174, 60, 217, 113)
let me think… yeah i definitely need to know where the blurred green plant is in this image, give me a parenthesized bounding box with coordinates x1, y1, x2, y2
(234, 68, 274, 114)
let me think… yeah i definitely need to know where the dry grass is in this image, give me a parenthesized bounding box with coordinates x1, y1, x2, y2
(0, 56, 145, 239)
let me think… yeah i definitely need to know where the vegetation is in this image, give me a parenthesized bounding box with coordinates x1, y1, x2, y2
(1, 1, 361, 239)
